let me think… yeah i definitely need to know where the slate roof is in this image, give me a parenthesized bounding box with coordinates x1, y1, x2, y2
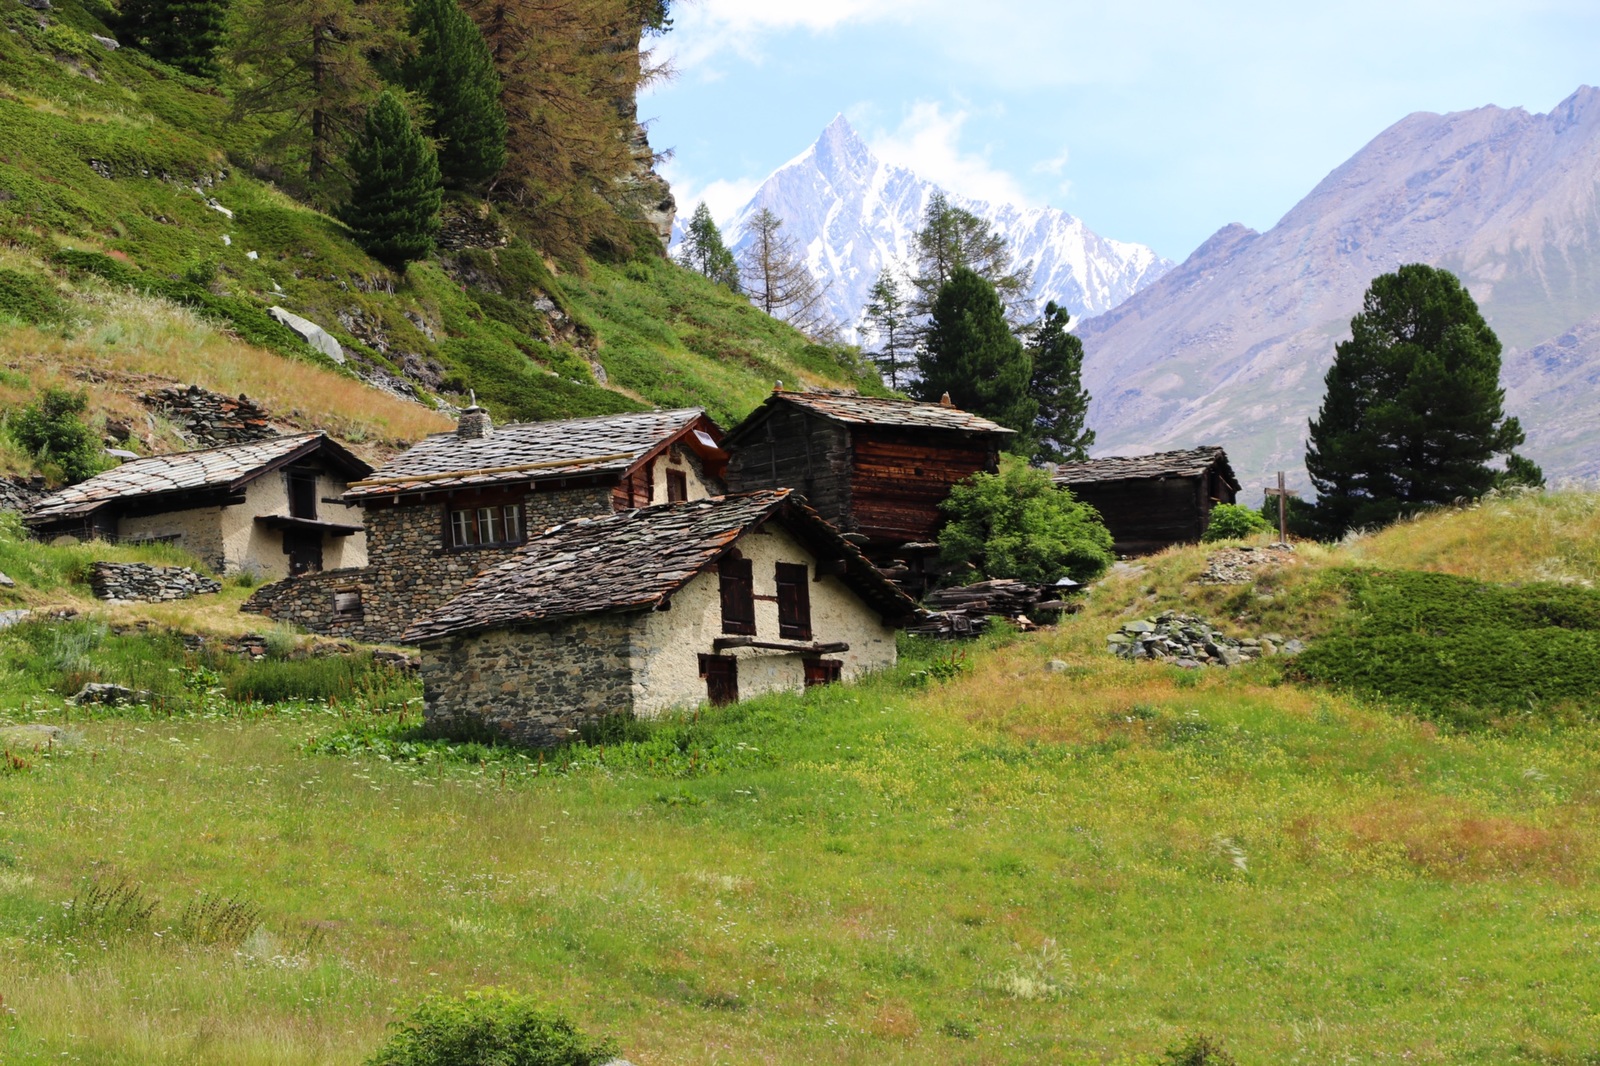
(724, 390, 1013, 444)
(27, 433, 364, 523)
(1053, 447, 1240, 491)
(403, 489, 920, 643)
(344, 408, 717, 500)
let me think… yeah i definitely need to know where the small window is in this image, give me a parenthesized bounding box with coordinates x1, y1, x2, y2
(334, 588, 363, 617)
(447, 503, 524, 548)
(289, 473, 318, 519)
(666, 469, 689, 502)
(804, 658, 842, 688)
(718, 551, 756, 635)
(775, 562, 811, 640)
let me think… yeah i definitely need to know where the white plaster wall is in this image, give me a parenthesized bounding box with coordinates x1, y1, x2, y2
(117, 506, 228, 572)
(225, 470, 369, 579)
(651, 443, 720, 502)
(630, 522, 898, 716)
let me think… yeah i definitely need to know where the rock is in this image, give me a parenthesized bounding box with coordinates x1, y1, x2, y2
(1123, 619, 1155, 634)
(1106, 632, 1130, 644)
(0, 572, 13, 588)
(269, 306, 345, 363)
(1283, 639, 1305, 655)
(1046, 659, 1070, 673)
(18, 0, 50, 9)
(91, 33, 118, 49)
(1174, 658, 1203, 669)
(1262, 633, 1286, 644)
(1259, 639, 1277, 656)
(89, 562, 220, 602)
(1, 608, 36, 630)
(70, 683, 152, 706)
(0, 724, 71, 748)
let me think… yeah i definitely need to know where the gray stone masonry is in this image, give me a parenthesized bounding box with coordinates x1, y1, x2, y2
(140, 385, 279, 448)
(89, 562, 221, 602)
(419, 620, 635, 747)
(1107, 610, 1304, 668)
(244, 484, 614, 642)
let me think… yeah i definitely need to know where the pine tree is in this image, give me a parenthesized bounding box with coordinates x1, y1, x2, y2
(402, 0, 507, 190)
(909, 191, 1032, 321)
(859, 269, 914, 390)
(230, 0, 406, 196)
(1027, 301, 1094, 463)
(738, 208, 834, 338)
(121, 0, 228, 77)
(915, 267, 1036, 433)
(676, 202, 739, 291)
(338, 92, 443, 270)
(1305, 263, 1541, 536)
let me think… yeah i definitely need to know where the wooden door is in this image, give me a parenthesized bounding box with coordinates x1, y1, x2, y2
(803, 658, 841, 688)
(700, 655, 738, 706)
(286, 530, 324, 575)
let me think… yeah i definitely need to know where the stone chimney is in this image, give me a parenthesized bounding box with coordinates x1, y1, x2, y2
(939, 392, 953, 407)
(457, 405, 493, 439)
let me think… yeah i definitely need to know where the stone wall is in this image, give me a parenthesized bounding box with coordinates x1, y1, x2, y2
(141, 385, 278, 447)
(246, 484, 615, 642)
(89, 562, 221, 602)
(0, 477, 44, 515)
(418, 619, 635, 746)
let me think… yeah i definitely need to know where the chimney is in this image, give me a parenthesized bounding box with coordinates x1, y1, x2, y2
(457, 405, 493, 439)
(939, 392, 953, 407)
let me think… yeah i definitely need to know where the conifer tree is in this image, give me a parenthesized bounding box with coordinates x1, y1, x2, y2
(916, 267, 1036, 433)
(1027, 300, 1094, 463)
(121, 0, 228, 77)
(859, 269, 914, 390)
(1305, 263, 1541, 536)
(675, 202, 739, 291)
(738, 208, 834, 338)
(909, 191, 1032, 321)
(402, 0, 507, 190)
(338, 92, 443, 270)
(230, 0, 406, 195)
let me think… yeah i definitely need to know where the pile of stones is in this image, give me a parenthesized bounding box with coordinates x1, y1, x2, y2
(141, 384, 279, 447)
(1107, 611, 1304, 668)
(1196, 543, 1296, 585)
(89, 562, 221, 602)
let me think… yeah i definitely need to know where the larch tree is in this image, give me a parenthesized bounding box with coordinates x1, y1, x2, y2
(909, 191, 1032, 322)
(737, 208, 834, 339)
(859, 268, 914, 390)
(338, 91, 443, 269)
(1305, 263, 1542, 537)
(120, 0, 229, 77)
(915, 267, 1036, 433)
(229, 0, 407, 196)
(402, 0, 507, 190)
(1027, 300, 1095, 463)
(676, 202, 739, 291)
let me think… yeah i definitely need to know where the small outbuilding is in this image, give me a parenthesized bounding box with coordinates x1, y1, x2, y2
(403, 489, 920, 748)
(1053, 447, 1241, 556)
(26, 433, 370, 578)
(722, 389, 1013, 587)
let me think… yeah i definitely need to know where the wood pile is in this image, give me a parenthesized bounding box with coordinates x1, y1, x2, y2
(908, 579, 1079, 637)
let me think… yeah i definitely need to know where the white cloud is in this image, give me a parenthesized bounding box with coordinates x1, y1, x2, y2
(658, 0, 922, 71)
(865, 102, 1035, 207)
(658, 160, 763, 230)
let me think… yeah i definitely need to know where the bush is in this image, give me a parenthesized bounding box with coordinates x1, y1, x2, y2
(1160, 1033, 1237, 1065)
(0, 268, 65, 325)
(1202, 502, 1272, 542)
(938, 456, 1113, 585)
(7, 387, 107, 483)
(366, 988, 617, 1066)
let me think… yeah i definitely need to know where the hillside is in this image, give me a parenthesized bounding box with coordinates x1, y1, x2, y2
(0, 0, 880, 468)
(3, 492, 1600, 1062)
(1077, 86, 1600, 489)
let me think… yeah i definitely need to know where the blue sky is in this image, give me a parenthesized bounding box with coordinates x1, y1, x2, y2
(643, 0, 1600, 261)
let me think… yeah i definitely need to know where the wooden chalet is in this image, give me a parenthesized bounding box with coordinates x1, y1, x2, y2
(722, 389, 1013, 587)
(25, 433, 371, 578)
(1053, 447, 1241, 555)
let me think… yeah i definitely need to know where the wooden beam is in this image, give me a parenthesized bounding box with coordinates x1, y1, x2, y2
(712, 636, 850, 654)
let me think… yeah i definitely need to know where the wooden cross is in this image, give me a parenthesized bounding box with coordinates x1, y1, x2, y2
(1263, 470, 1289, 545)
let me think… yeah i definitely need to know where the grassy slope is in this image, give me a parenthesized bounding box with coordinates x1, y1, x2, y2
(0, 0, 878, 467)
(2, 494, 1599, 1064)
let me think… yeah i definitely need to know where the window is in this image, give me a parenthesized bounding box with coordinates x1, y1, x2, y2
(775, 562, 812, 640)
(448, 503, 525, 548)
(718, 551, 755, 635)
(334, 588, 363, 617)
(666, 469, 689, 502)
(803, 658, 842, 688)
(288, 473, 318, 519)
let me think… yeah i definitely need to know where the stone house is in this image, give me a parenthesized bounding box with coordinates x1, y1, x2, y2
(244, 406, 728, 642)
(722, 389, 1013, 591)
(403, 489, 920, 747)
(25, 433, 370, 578)
(1053, 447, 1241, 555)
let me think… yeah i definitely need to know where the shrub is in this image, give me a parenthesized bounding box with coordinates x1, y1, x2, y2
(938, 456, 1113, 585)
(0, 268, 65, 325)
(366, 987, 617, 1066)
(7, 387, 106, 483)
(1202, 502, 1272, 542)
(1160, 1033, 1237, 1065)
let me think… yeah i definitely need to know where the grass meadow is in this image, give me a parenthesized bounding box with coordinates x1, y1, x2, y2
(1, 493, 1599, 1064)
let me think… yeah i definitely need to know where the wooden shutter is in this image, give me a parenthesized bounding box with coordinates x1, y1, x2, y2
(718, 553, 756, 635)
(666, 469, 689, 502)
(775, 562, 812, 640)
(700, 655, 739, 705)
(803, 658, 841, 688)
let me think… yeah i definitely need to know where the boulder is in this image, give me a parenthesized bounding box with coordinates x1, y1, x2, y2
(0, 609, 30, 630)
(268, 306, 346, 364)
(91, 33, 118, 49)
(69, 683, 152, 706)
(0, 724, 72, 748)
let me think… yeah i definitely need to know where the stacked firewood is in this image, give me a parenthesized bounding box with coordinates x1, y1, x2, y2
(907, 579, 1080, 637)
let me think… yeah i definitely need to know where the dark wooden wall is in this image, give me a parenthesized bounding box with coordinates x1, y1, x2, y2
(1068, 476, 1209, 556)
(848, 426, 997, 545)
(724, 406, 854, 529)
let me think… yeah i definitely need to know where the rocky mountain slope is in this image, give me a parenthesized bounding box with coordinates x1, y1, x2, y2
(711, 116, 1171, 340)
(1077, 86, 1600, 490)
